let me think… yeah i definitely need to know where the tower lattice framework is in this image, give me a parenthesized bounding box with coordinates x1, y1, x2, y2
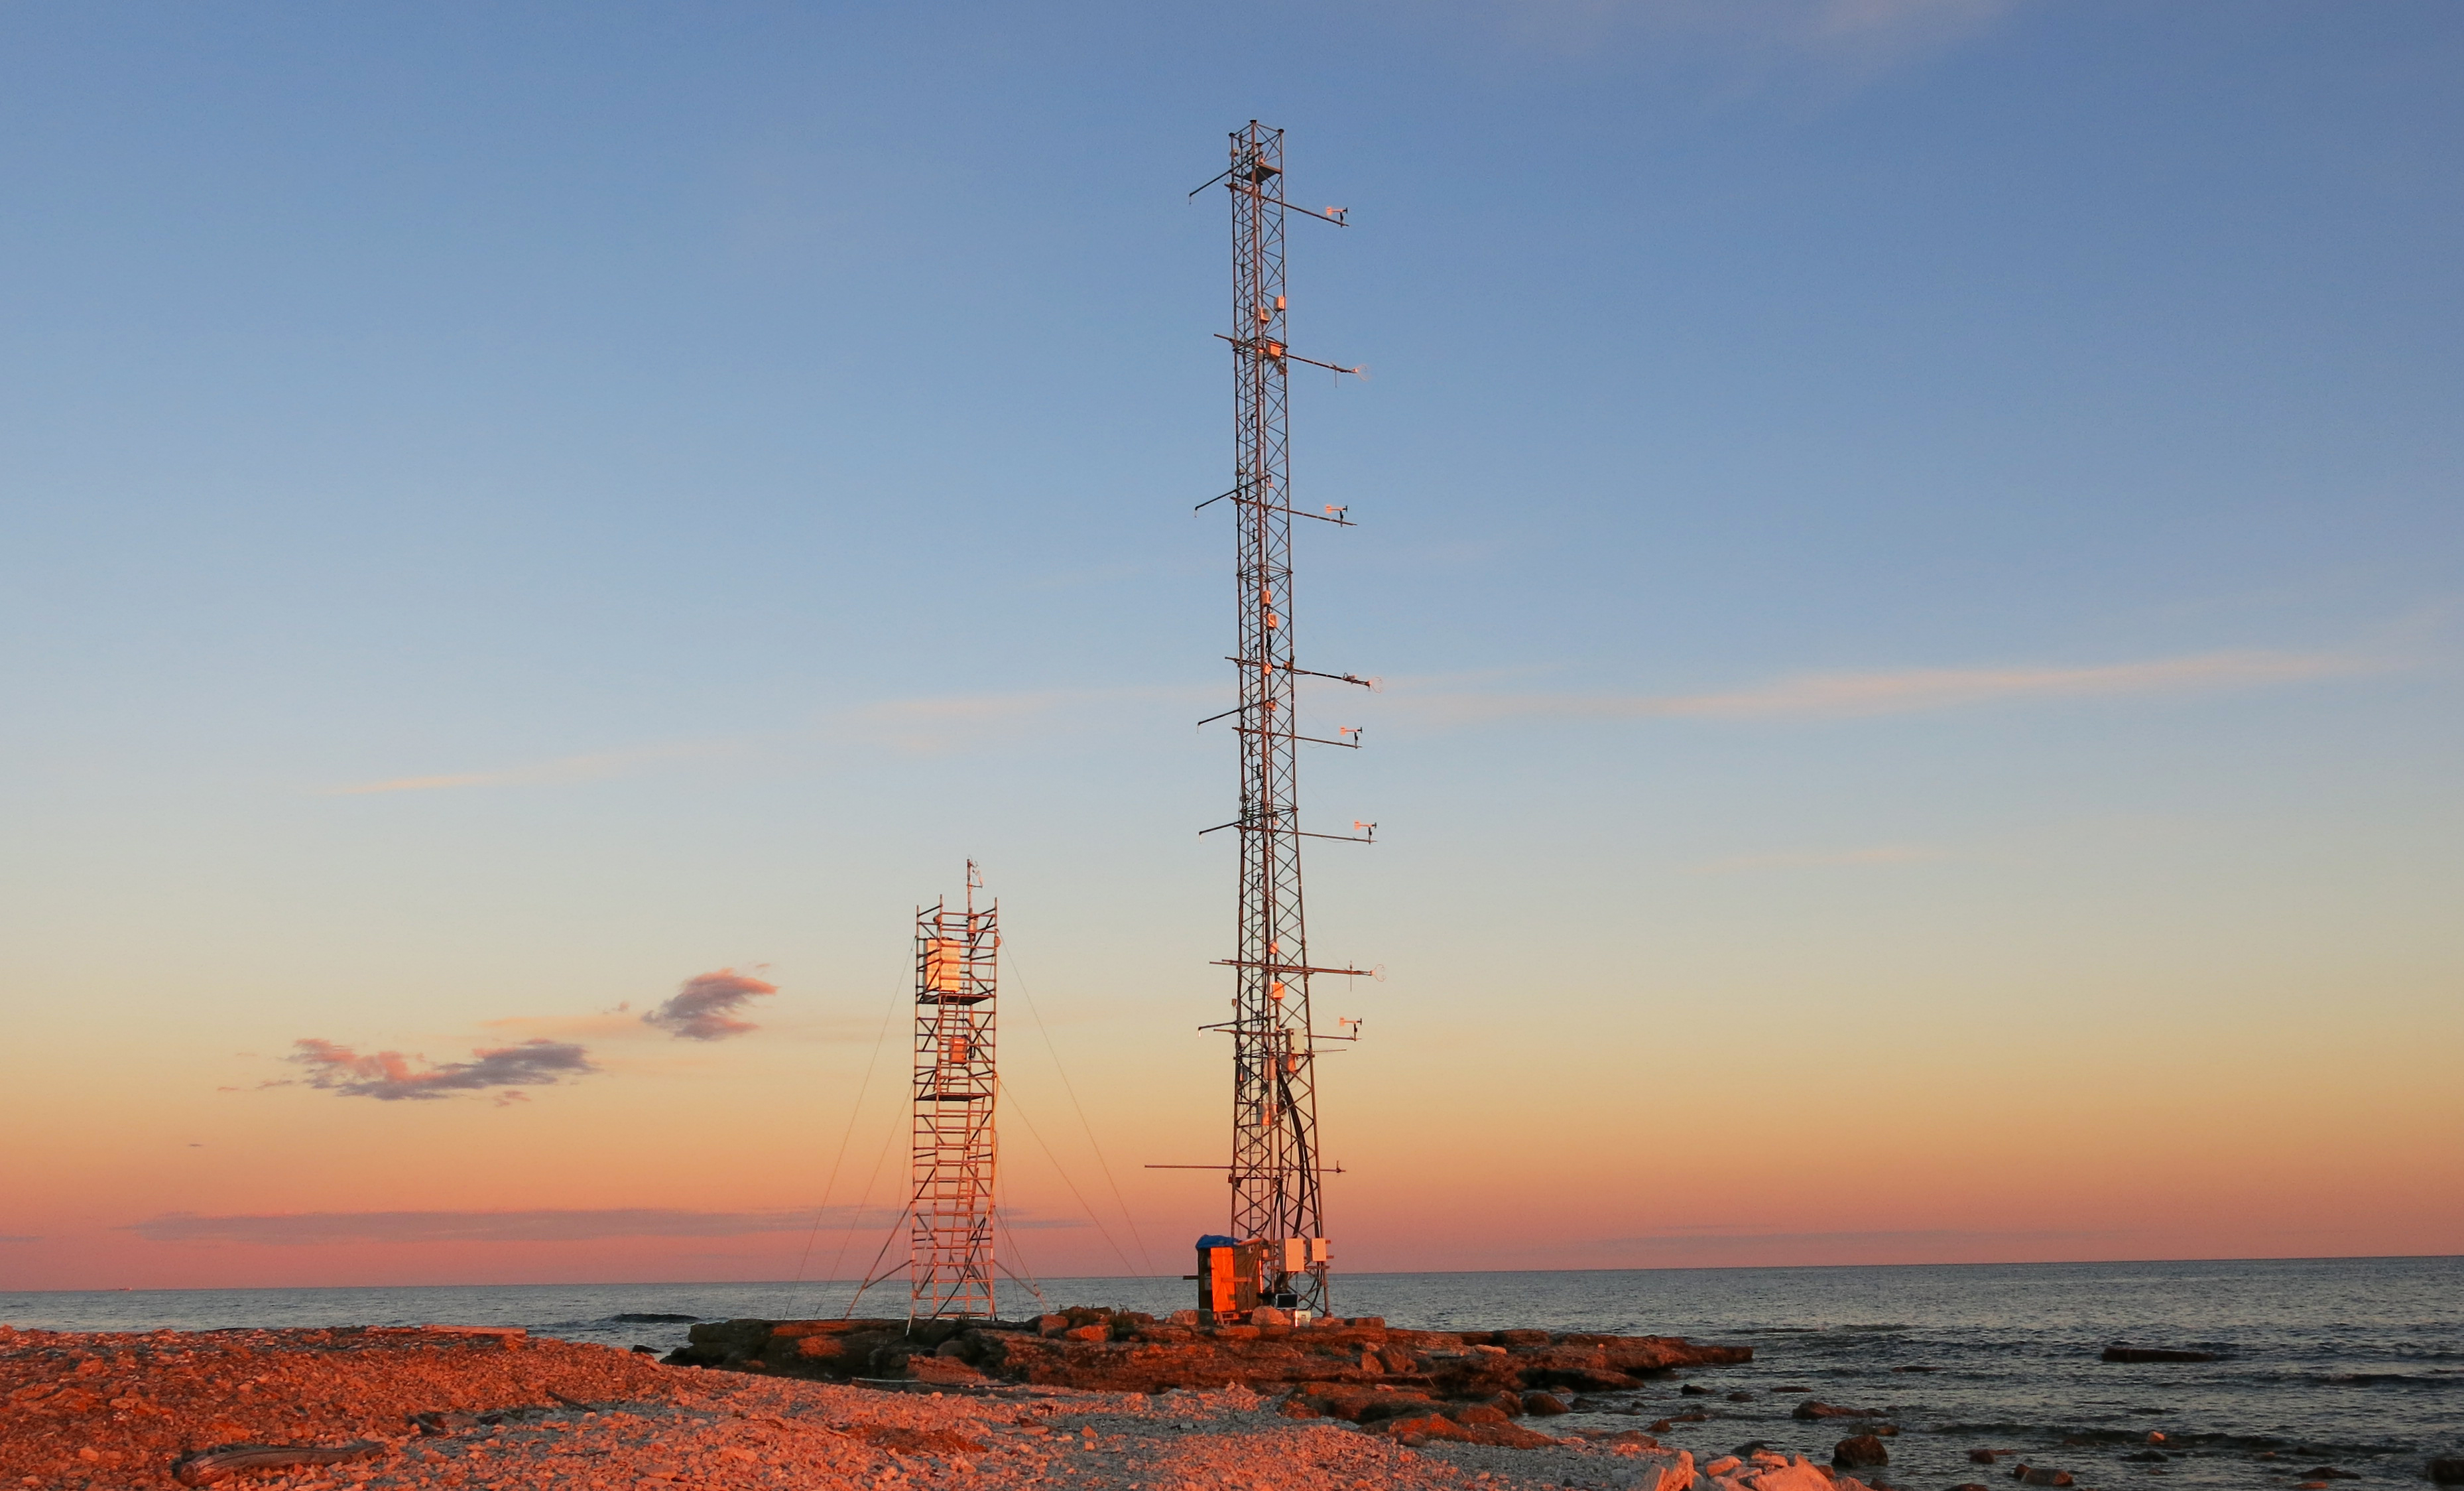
(910, 864, 997, 1321)
(1206, 121, 1370, 1316)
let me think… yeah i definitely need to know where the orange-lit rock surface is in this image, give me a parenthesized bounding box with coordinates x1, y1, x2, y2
(0, 1323, 1771, 1491)
(668, 1307, 1753, 1397)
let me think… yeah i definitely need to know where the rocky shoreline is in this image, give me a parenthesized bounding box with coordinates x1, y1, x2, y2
(2, 1317, 1871, 1491)
(662, 1306, 1755, 1399)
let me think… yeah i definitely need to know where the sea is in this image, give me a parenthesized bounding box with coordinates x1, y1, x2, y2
(7, 1256, 2458, 1490)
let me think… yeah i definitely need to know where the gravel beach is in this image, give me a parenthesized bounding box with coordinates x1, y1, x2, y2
(2, 1325, 1748, 1491)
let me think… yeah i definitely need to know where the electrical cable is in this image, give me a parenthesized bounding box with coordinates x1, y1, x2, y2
(995, 1072, 1142, 1277)
(784, 979, 904, 1314)
(1002, 945, 1160, 1277)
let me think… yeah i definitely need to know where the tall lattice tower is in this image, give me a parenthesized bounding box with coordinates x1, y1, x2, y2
(910, 862, 998, 1321)
(1198, 122, 1371, 1317)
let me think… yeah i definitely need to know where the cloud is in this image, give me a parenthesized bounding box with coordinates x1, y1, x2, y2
(1490, 0, 2017, 77)
(123, 1205, 1085, 1246)
(1599, 1226, 2126, 1248)
(286, 1037, 595, 1101)
(643, 970, 780, 1041)
(1691, 844, 1943, 873)
(123, 1207, 896, 1246)
(0, 1234, 40, 1243)
(320, 741, 728, 797)
(847, 686, 1199, 755)
(1395, 648, 2384, 726)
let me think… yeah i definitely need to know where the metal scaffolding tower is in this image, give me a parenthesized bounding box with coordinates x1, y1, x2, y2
(910, 862, 998, 1321)
(1193, 122, 1372, 1317)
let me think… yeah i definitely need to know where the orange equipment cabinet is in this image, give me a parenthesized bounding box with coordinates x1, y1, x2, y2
(1194, 1236, 1264, 1319)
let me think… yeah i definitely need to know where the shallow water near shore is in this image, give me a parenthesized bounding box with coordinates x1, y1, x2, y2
(8, 1255, 2458, 1490)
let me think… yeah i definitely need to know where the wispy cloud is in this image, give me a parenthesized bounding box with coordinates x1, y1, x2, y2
(286, 1037, 595, 1102)
(643, 969, 778, 1042)
(0, 1234, 40, 1243)
(124, 1206, 1087, 1246)
(1599, 1226, 2127, 1248)
(319, 741, 729, 797)
(1493, 0, 2018, 77)
(1395, 647, 2384, 726)
(124, 1207, 889, 1246)
(1691, 844, 1943, 873)
(847, 686, 1200, 755)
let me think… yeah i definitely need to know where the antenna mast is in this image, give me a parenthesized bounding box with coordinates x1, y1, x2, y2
(910, 860, 998, 1321)
(1198, 122, 1371, 1317)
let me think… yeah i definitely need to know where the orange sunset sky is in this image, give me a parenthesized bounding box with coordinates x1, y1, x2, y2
(5, 1, 2462, 1293)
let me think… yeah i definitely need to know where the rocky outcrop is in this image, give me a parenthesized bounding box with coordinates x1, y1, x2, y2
(1833, 1433, 1888, 1467)
(662, 1307, 1751, 1401)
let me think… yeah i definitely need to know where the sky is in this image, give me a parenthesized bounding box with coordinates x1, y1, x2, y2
(2, 0, 2459, 1295)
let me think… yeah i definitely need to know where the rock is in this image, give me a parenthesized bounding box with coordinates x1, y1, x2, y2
(1167, 1309, 1200, 1327)
(1792, 1399, 1882, 1420)
(1251, 1308, 1290, 1327)
(2102, 1346, 2217, 1363)
(1445, 1403, 1512, 1427)
(1703, 1457, 1743, 1476)
(2012, 1466, 2074, 1486)
(1727, 1391, 1756, 1402)
(2122, 1450, 2169, 1462)
(1522, 1391, 1570, 1416)
(902, 1354, 986, 1385)
(1681, 1383, 1713, 1396)
(2428, 1460, 2464, 1487)
(1462, 1422, 1565, 1450)
(1743, 1455, 1836, 1491)
(1833, 1435, 1888, 1468)
(1376, 1412, 1475, 1444)
(1034, 1315, 1069, 1336)
(1353, 1395, 1446, 1425)
(1061, 1325, 1106, 1343)
(1971, 1449, 2002, 1464)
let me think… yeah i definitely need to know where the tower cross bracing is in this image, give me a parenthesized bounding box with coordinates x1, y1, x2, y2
(909, 864, 998, 1321)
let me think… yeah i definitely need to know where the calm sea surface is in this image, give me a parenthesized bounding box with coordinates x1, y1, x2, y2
(7, 1256, 2458, 1489)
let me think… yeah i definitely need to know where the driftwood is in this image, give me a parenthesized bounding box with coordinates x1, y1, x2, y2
(170, 1439, 384, 1486)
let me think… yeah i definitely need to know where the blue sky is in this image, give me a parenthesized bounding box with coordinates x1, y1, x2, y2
(2, 1, 2459, 1285)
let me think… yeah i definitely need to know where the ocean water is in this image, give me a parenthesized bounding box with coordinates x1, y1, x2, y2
(7, 1256, 2458, 1489)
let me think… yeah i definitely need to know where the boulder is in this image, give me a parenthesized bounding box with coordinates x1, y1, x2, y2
(1444, 1403, 1512, 1427)
(2101, 1346, 2217, 1363)
(1793, 1399, 1883, 1420)
(2012, 1466, 2075, 1487)
(1376, 1413, 1475, 1445)
(1833, 1435, 1888, 1468)
(1742, 1455, 1837, 1491)
(1461, 1421, 1564, 1449)
(1522, 1391, 1570, 1416)
(2429, 1460, 2464, 1488)
(903, 1354, 987, 1385)
(1681, 1382, 1713, 1396)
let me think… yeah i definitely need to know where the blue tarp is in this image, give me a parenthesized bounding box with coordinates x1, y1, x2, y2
(1194, 1234, 1238, 1250)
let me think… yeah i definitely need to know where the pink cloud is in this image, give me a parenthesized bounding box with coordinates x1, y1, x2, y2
(286, 1037, 595, 1102)
(643, 969, 778, 1041)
